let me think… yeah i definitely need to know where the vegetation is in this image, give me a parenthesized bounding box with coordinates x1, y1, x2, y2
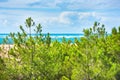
(0, 18, 120, 80)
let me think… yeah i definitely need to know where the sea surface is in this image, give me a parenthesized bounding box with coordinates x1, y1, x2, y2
(0, 33, 84, 44)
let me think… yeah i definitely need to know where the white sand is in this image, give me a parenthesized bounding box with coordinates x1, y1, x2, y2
(0, 44, 14, 58)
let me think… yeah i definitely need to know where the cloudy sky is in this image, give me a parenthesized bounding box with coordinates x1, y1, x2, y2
(0, 0, 120, 33)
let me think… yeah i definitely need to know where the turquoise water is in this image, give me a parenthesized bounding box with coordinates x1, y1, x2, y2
(0, 34, 84, 44)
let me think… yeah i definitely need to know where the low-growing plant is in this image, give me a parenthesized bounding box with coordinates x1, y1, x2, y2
(0, 18, 120, 80)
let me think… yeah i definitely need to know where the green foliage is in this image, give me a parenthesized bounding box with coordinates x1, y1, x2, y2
(112, 27, 117, 35)
(1, 18, 120, 80)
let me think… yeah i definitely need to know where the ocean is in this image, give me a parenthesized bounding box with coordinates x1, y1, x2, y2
(0, 33, 84, 44)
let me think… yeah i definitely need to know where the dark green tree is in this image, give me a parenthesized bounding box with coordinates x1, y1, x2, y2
(112, 27, 117, 35)
(25, 17, 35, 37)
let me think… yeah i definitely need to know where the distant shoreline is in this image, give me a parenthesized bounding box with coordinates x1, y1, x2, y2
(0, 34, 83, 44)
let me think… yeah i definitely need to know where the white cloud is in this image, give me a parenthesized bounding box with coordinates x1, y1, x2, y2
(41, 11, 102, 25)
(0, 0, 39, 8)
(0, 4, 120, 33)
(2, 19, 8, 25)
(0, 0, 120, 10)
(59, 12, 101, 25)
(59, 12, 75, 24)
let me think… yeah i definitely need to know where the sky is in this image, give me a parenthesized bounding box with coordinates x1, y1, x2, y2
(0, 0, 120, 33)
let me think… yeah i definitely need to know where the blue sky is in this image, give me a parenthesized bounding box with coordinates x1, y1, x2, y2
(0, 0, 120, 33)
